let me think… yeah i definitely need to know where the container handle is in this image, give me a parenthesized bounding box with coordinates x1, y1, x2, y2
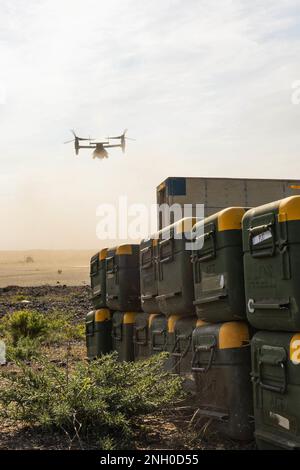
(156, 291, 181, 301)
(85, 320, 94, 337)
(141, 293, 155, 300)
(141, 246, 153, 270)
(191, 339, 216, 373)
(158, 238, 174, 276)
(194, 228, 216, 262)
(258, 359, 287, 394)
(248, 299, 289, 312)
(193, 293, 228, 306)
(106, 256, 116, 274)
(151, 328, 167, 351)
(112, 322, 122, 341)
(141, 261, 152, 270)
(133, 325, 148, 346)
(170, 334, 192, 361)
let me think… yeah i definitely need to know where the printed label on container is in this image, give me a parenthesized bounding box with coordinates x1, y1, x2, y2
(269, 412, 290, 430)
(201, 272, 226, 293)
(252, 230, 272, 246)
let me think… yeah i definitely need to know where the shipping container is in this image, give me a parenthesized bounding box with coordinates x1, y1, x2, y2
(169, 315, 197, 389)
(90, 248, 107, 309)
(192, 321, 254, 441)
(157, 177, 300, 230)
(111, 311, 137, 362)
(251, 330, 300, 450)
(140, 237, 160, 314)
(133, 312, 151, 361)
(85, 309, 112, 359)
(149, 314, 168, 355)
(156, 218, 197, 316)
(192, 207, 246, 323)
(243, 196, 300, 331)
(106, 244, 141, 312)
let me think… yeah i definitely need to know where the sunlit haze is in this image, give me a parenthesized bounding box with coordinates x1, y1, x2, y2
(1, 0, 300, 249)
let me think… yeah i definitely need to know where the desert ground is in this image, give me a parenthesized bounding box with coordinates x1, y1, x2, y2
(0, 250, 94, 288)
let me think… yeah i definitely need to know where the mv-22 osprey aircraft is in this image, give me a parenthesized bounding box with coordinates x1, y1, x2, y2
(64, 129, 134, 159)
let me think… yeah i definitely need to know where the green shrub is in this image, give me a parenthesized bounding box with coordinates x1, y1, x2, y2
(0, 353, 183, 449)
(6, 310, 48, 345)
(44, 312, 85, 344)
(0, 310, 85, 357)
(6, 337, 41, 361)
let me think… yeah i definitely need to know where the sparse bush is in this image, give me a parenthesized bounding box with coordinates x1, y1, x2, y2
(6, 310, 48, 345)
(44, 312, 85, 344)
(0, 310, 85, 359)
(6, 337, 41, 361)
(0, 353, 183, 449)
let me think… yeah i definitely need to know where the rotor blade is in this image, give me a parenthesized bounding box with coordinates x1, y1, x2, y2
(70, 129, 94, 141)
(64, 139, 74, 144)
(108, 130, 128, 140)
(108, 135, 135, 140)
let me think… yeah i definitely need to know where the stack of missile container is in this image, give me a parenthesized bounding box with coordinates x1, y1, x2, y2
(86, 244, 141, 362)
(190, 208, 254, 441)
(243, 196, 300, 450)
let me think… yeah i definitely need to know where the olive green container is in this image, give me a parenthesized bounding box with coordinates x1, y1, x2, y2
(149, 314, 168, 355)
(192, 208, 247, 323)
(133, 312, 151, 361)
(243, 196, 300, 331)
(167, 315, 198, 390)
(140, 237, 160, 314)
(85, 309, 112, 360)
(192, 321, 254, 441)
(148, 314, 187, 372)
(90, 248, 108, 309)
(251, 330, 300, 450)
(111, 311, 137, 362)
(156, 218, 197, 316)
(163, 315, 181, 371)
(106, 244, 141, 312)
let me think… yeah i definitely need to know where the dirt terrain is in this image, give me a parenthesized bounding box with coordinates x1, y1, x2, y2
(0, 285, 92, 320)
(0, 250, 94, 287)
(0, 285, 254, 450)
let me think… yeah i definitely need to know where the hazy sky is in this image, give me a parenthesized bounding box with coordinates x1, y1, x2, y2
(1, 0, 300, 250)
